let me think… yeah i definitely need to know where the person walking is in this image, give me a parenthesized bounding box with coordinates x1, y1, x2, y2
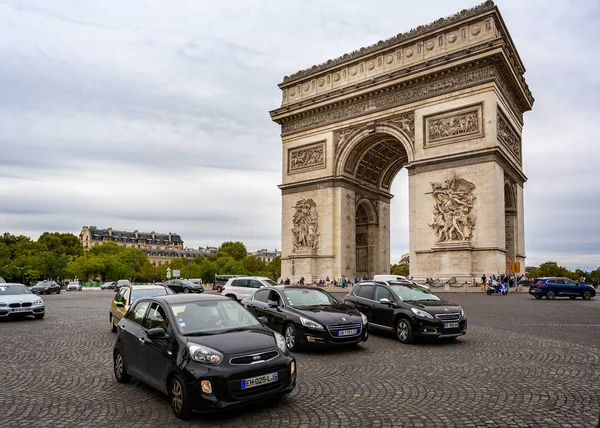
(481, 274, 487, 291)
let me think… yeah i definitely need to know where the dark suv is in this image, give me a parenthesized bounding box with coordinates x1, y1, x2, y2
(344, 280, 467, 343)
(528, 277, 596, 300)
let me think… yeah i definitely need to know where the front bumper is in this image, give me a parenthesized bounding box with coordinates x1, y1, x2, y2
(412, 318, 467, 339)
(185, 356, 296, 413)
(297, 323, 369, 347)
(0, 305, 45, 317)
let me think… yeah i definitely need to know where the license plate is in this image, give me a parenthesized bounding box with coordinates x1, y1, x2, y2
(443, 322, 459, 329)
(337, 329, 358, 337)
(11, 308, 30, 312)
(241, 372, 278, 390)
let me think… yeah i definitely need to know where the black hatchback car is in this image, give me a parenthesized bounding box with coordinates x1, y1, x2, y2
(31, 281, 61, 295)
(164, 279, 204, 294)
(344, 280, 467, 343)
(242, 286, 368, 351)
(113, 294, 296, 419)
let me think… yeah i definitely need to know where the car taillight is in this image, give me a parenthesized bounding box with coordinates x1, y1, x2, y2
(221, 287, 225, 292)
(537, 283, 545, 287)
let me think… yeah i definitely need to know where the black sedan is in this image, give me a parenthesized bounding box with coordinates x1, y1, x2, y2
(31, 281, 61, 295)
(242, 286, 368, 351)
(113, 294, 295, 419)
(344, 280, 467, 343)
(164, 279, 204, 294)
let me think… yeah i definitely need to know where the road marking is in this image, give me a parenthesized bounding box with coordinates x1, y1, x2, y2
(473, 323, 600, 327)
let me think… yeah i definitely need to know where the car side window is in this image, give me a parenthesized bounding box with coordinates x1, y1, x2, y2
(564, 279, 577, 285)
(114, 289, 124, 303)
(268, 290, 282, 306)
(122, 289, 131, 304)
(143, 302, 168, 331)
(126, 301, 150, 325)
(375, 286, 391, 302)
(547, 279, 556, 284)
(253, 289, 269, 303)
(356, 285, 375, 300)
(251, 280, 263, 289)
(554, 279, 565, 284)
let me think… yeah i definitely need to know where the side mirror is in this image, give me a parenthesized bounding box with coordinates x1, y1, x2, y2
(116, 302, 124, 308)
(379, 298, 391, 305)
(147, 327, 168, 339)
(257, 316, 269, 325)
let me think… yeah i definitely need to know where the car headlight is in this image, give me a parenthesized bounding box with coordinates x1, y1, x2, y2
(274, 332, 287, 352)
(460, 307, 466, 318)
(411, 307, 433, 319)
(0, 302, 6, 307)
(187, 344, 223, 365)
(300, 317, 324, 330)
(361, 313, 368, 325)
(34, 300, 43, 306)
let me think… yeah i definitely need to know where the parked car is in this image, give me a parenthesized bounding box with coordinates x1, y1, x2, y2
(528, 277, 596, 300)
(164, 279, 204, 294)
(115, 279, 132, 291)
(213, 274, 245, 292)
(0, 283, 45, 319)
(113, 294, 296, 419)
(242, 286, 368, 351)
(188, 278, 203, 286)
(221, 276, 278, 301)
(110, 285, 174, 332)
(66, 281, 83, 291)
(31, 280, 61, 295)
(344, 280, 467, 343)
(101, 281, 116, 290)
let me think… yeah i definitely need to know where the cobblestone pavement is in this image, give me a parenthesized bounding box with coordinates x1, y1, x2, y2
(1, 291, 599, 427)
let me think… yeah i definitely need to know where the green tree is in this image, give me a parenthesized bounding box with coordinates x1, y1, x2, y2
(217, 241, 247, 261)
(390, 264, 410, 277)
(528, 261, 571, 279)
(266, 256, 281, 282)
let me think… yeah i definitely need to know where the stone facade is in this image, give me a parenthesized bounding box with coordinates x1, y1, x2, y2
(271, 1, 533, 284)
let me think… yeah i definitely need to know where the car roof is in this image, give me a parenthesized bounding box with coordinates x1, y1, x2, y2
(153, 294, 230, 304)
(229, 276, 271, 280)
(1, 283, 28, 287)
(123, 285, 170, 290)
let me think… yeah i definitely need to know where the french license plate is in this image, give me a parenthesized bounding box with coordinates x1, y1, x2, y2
(337, 329, 358, 337)
(443, 322, 459, 329)
(241, 372, 278, 390)
(11, 308, 30, 312)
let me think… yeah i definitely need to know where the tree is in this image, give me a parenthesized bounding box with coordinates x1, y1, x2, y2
(266, 256, 281, 282)
(217, 241, 247, 261)
(390, 264, 410, 277)
(527, 261, 571, 279)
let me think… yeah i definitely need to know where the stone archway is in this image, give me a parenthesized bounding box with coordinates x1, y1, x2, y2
(271, 2, 533, 284)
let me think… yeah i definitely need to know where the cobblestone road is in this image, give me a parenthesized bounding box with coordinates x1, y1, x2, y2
(1, 290, 599, 427)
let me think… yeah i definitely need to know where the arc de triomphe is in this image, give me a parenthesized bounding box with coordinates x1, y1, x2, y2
(270, 1, 534, 284)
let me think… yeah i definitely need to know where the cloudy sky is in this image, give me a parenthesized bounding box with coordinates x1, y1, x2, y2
(0, 0, 598, 271)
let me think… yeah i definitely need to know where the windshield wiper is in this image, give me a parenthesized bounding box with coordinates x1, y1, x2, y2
(220, 327, 254, 333)
(184, 331, 218, 337)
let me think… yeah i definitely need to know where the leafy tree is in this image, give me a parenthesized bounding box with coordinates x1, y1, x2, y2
(266, 256, 281, 282)
(527, 261, 571, 279)
(390, 263, 410, 277)
(217, 241, 247, 261)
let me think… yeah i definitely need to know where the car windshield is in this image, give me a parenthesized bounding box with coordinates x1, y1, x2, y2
(0, 285, 32, 295)
(131, 288, 173, 302)
(169, 300, 261, 335)
(390, 285, 441, 302)
(180, 280, 194, 285)
(34, 282, 49, 287)
(282, 289, 339, 307)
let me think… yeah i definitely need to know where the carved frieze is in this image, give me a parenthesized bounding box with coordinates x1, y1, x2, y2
(497, 109, 521, 160)
(288, 141, 326, 174)
(292, 199, 320, 253)
(425, 104, 483, 147)
(282, 65, 498, 136)
(428, 172, 477, 243)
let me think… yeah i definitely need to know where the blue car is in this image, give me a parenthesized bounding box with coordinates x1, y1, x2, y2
(528, 277, 596, 300)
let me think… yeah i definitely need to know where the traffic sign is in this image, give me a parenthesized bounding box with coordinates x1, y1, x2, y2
(166, 267, 172, 279)
(173, 269, 180, 278)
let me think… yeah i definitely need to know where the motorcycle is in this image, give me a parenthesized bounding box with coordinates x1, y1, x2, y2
(486, 281, 508, 295)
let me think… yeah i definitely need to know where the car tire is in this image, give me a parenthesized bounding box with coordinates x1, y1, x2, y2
(284, 323, 299, 351)
(170, 374, 192, 420)
(546, 291, 556, 300)
(395, 318, 413, 344)
(34, 313, 44, 320)
(225, 294, 237, 301)
(534, 295, 542, 300)
(110, 314, 117, 332)
(217, 286, 223, 293)
(583, 291, 592, 300)
(183, 288, 189, 294)
(114, 351, 131, 383)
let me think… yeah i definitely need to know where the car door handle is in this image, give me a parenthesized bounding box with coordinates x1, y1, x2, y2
(138, 337, 145, 344)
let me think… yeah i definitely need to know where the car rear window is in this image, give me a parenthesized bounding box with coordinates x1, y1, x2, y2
(131, 288, 172, 302)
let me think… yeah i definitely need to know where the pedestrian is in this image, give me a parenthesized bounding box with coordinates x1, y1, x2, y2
(481, 273, 487, 291)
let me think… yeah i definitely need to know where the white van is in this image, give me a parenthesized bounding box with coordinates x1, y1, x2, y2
(372, 275, 429, 289)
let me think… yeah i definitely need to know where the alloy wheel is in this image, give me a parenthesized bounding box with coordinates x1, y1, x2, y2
(546, 291, 556, 300)
(397, 321, 409, 341)
(115, 353, 124, 379)
(171, 379, 184, 414)
(285, 325, 296, 350)
(183, 288, 189, 294)
(583, 291, 592, 300)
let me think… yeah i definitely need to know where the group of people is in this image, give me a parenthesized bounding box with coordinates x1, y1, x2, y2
(280, 275, 370, 289)
(481, 273, 526, 291)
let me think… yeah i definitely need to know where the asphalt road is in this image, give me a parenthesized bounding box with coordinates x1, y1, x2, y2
(1, 290, 599, 427)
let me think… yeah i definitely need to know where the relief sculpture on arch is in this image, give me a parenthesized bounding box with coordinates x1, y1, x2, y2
(428, 172, 477, 243)
(292, 198, 320, 253)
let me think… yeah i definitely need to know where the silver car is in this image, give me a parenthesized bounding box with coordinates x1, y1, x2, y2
(0, 283, 45, 319)
(66, 281, 83, 291)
